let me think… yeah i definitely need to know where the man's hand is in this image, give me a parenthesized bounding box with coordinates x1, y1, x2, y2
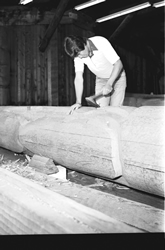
(102, 84, 113, 96)
(68, 103, 82, 115)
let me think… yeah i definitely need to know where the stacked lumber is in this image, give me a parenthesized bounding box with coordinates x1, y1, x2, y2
(123, 93, 165, 107)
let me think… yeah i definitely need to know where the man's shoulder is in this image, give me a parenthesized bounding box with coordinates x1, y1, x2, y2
(89, 36, 112, 49)
(89, 36, 110, 44)
(74, 57, 84, 64)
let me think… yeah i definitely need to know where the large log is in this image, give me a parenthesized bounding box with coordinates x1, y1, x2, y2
(0, 106, 164, 197)
(18, 108, 129, 179)
(0, 106, 134, 179)
(121, 106, 165, 196)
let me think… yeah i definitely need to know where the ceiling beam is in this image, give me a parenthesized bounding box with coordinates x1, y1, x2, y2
(39, 0, 70, 52)
(109, 13, 136, 42)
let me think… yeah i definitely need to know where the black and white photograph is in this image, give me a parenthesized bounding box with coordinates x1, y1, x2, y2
(0, 0, 164, 244)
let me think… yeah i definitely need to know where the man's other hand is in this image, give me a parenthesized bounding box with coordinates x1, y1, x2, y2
(68, 103, 82, 115)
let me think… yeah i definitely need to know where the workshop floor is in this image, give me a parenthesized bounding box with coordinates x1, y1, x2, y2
(0, 147, 164, 210)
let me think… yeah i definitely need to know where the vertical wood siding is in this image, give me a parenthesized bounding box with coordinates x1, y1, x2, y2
(0, 10, 95, 106)
(0, 20, 95, 106)
(115, 45, 163, 94)
(0, 27, 10, 105)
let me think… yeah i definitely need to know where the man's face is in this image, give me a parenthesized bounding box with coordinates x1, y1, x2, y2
(77, 45, 89, 58)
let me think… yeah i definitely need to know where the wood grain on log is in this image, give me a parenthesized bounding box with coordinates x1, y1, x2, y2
(0, 111, 28, 152)
(121, 106, 165, 196)
(18, 108, 127, 179)
(0, 106, 164, 197)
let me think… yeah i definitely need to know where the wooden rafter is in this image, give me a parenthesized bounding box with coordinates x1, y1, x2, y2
(39, 0, 70, 52)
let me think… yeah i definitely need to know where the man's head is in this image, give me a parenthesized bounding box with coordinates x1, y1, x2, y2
(64, 36, 89, 59)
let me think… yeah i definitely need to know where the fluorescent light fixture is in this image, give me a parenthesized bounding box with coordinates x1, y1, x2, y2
(19, 0, 33, 5)
(96, 2, 151, 22)
(153, 1, 165, 8)
(75, 0, 106, 11)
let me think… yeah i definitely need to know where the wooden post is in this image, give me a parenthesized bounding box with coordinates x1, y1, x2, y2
(39, 0, 70, 52)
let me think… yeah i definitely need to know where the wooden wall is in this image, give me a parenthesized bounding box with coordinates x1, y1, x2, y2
(0, 7, 95, 106)
(115, 45, 164, 95)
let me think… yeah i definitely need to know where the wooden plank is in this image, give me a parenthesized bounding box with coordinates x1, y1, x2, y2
(32, 26, 38, 104)
(48, 29, 59, 106)
(0, 160, 163, 232)
(21, 26, 26, 105)
(29, 25, 35, 105)
(47, 46, 52, 105)
(51, 30, 59, 106)
(25, 25, 32, 105)
(44, 40, 48, 105)
(17, 25, 25, 105)
(17, 27, 22, 105)
(0, 168, 142, 234)
(40, 26, 47, 105)
(0, 26, 10, 105)
(9, 26, 18, 105)
(64, 23, 76, 106)
(44, 56, 48, 105)
(46, 175, 165, 232)
(57, 24, 65, 106)
(64, 27, 70, 105)
(36, 26, 41, 104)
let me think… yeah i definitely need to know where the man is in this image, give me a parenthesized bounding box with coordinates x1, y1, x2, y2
(64, 35, 126, 114)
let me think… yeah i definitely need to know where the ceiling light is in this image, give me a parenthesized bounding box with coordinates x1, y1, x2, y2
(19, 0, 33, 5)
(96, 2, 151, 22)
(153, 1, 165, 8)
(74, 0, 106, 11)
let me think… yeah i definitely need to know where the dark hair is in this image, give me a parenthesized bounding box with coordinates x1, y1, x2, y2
(64, 35, 87, 58)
